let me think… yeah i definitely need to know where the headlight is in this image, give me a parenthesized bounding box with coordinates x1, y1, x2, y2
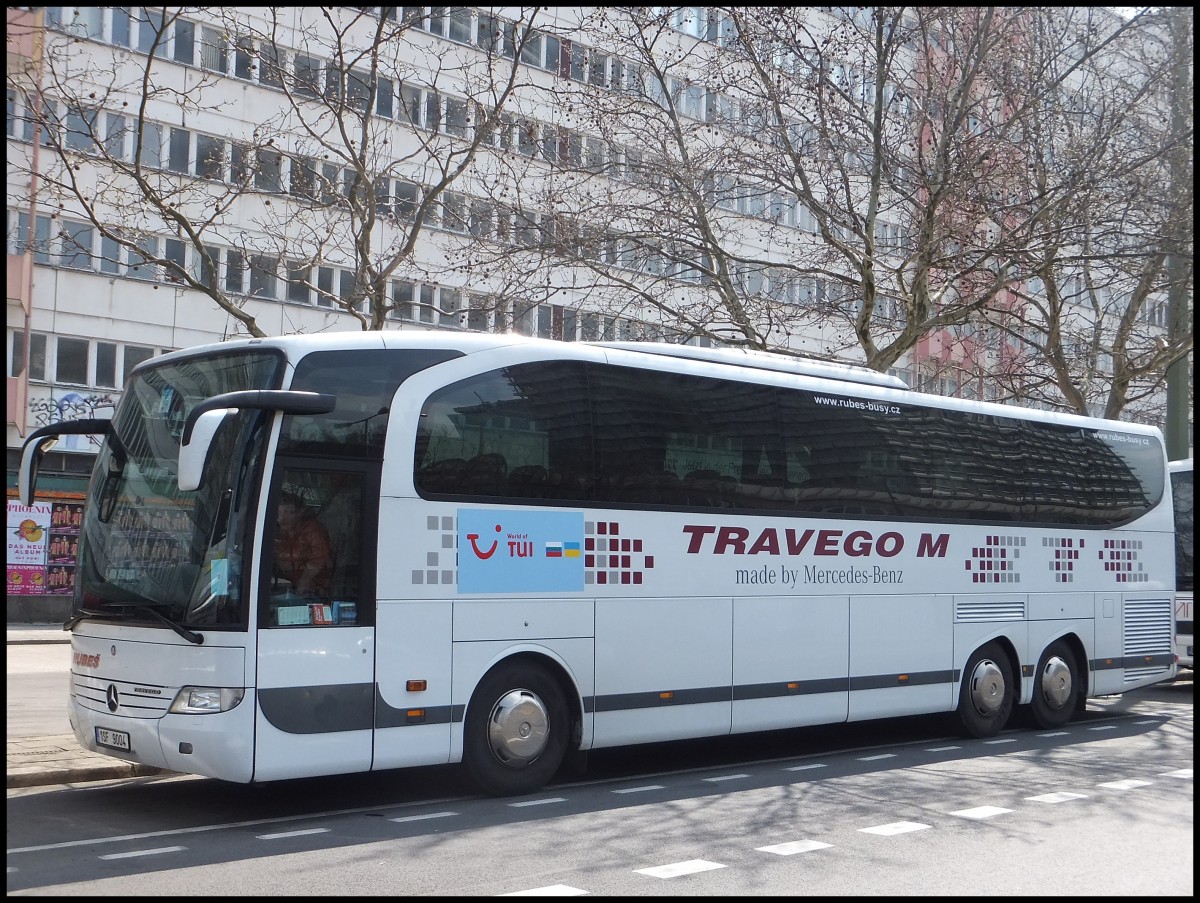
(169, 686, 245, 714)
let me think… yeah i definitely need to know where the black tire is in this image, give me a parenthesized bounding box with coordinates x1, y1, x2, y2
(462, 661, 570, 797)
(956, 641, 1014, 738)
(1029, 640, 1079, 729)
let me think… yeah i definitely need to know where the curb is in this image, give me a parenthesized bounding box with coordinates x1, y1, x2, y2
(7, 763, 169, 789)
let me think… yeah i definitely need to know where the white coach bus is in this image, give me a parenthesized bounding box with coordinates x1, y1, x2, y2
(1169, 459, 1193, 669)
(19, 332, 1176, 796)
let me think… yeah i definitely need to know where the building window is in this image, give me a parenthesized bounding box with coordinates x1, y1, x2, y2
(56, 336, 90, 385)
(64, 105, 98, 154)
(419, 285, 435, 323)
(196, 134, 225, 180)
(294, 54, 323, 98)
(390, 280, 414, 320)
(200, 26, 227, 72)
(99, 234, 122, 275)
(96, 342, 117, 388)
(127, 237, 159, 281)
(172, 18, 195, 65)
(376, 76, 393, 118)
(164, 238, 187, 282)
(136, 121, 162, 169)
(225, 249, 245, 293)
(346, 69, 372, 113)
(10, 330, 48, 381)
(249, 254, 279, 298)
(168, 127, 191, 174)
(255, 149, 284, 193)
(317, 266, 336, 307)
(287, 261, 311, 303)
(122, 345, 156, 385)
(59, 220, 94, 270)
(134, 8, 166, 55)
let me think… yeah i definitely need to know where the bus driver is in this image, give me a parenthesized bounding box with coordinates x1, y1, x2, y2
(273, 490, 333, 599)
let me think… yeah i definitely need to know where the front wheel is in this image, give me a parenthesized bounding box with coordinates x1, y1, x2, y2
(1029, 640, 1079, 729)
(956, 641, 1014, 738)
(463, 661, 570, 797)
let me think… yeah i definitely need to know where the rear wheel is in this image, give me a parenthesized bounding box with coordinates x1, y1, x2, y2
(956, 641, 1014, 738)
(1029, 640, 1079, 729)
(463, 661, 569, 797)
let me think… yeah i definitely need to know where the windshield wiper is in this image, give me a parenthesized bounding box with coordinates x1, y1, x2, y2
(135, 605, 204, 645)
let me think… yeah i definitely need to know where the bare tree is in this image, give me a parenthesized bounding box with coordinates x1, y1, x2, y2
(8, 6, 543, 337)
(982, 7, 1193, 419)
(475, 4, 1189, 407)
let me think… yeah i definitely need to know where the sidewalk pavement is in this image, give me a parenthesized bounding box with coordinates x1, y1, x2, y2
(8, 624, 170, 789)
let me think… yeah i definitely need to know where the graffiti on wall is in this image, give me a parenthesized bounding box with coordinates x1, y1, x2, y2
(27, 390, 117, 451)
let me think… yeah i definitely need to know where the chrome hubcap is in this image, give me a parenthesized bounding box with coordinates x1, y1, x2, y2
(1039, 655, 1073, 709)
(969, 658, 1006, 715)
(486, 688, 549, 768)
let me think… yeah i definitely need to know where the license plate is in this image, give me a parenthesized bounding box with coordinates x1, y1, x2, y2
(95, 727, 131, 751)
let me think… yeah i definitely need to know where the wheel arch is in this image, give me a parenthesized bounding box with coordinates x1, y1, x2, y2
(473, 649, 584, 753)
(960, 633, 1020, 694)
(1030, 631, 1090, 711)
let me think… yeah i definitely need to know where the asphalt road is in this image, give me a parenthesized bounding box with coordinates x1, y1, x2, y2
(6, 671, 1192, 896)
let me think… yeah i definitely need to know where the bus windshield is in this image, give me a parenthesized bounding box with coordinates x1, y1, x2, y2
(74, 350, 284, 629)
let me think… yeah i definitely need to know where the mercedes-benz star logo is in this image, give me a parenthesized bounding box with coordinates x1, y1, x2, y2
(106, 684, 119, 712)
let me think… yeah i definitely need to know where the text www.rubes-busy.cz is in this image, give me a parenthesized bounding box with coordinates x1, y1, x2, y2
(813, 395, 901, 415)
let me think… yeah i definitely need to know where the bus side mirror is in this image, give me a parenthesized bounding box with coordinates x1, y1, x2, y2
(18, 434, 59, 506)
(179, 408, 235, 492)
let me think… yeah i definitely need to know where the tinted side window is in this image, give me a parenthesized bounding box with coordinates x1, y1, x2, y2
(1172, 468, 1193, 592)
(587, 364, 776, 507)
(416, 361, 593, 501)
(282, 349, 461, 459)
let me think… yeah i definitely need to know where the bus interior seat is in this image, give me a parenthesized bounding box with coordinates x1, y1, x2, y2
(418, 457, 466, 493)
(462, 452, 508, 495)
(508, 464, 548, 498)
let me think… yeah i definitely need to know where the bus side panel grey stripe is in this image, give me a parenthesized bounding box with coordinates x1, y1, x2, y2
(849, 669, 958, 690)
(258, 684, 374, 734)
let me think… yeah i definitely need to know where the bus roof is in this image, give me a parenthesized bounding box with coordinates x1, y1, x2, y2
(144, 330, 1163, 440)
(593, 341, 908, 389)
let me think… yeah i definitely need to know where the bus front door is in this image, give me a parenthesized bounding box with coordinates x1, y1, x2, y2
(252, 467, 376, 781)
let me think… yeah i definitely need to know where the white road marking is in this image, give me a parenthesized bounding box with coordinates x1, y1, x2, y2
(757, 840, 833, 855)
(859, 821, 930, 836)
(500, 885, 588, 896)
(1098, 779, 1152, 790)
(612, 785, 665, 794)
(508, 798, 567, 808)
(256, 828, 330, 840)
(98, 846, 185, 860)
(949, 806, 1012, 819)
(635, 860, 726, 878)
(389, 811, 459, 823)
(1026, 792, 1087, 803)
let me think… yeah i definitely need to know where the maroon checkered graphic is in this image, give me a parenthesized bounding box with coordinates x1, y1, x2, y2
(584, 520, 654, 586)
(963, 534, 1023, 584)
(1043, 536, 1084, 584)
(1099, 538, 1147, 584)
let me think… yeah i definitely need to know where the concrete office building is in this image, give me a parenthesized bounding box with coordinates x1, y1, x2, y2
(7, 7, 1185, 618)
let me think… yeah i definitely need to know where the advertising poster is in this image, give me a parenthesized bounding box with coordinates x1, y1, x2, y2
(7, 500, 52, 595)
(46, 501, 83, 595)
